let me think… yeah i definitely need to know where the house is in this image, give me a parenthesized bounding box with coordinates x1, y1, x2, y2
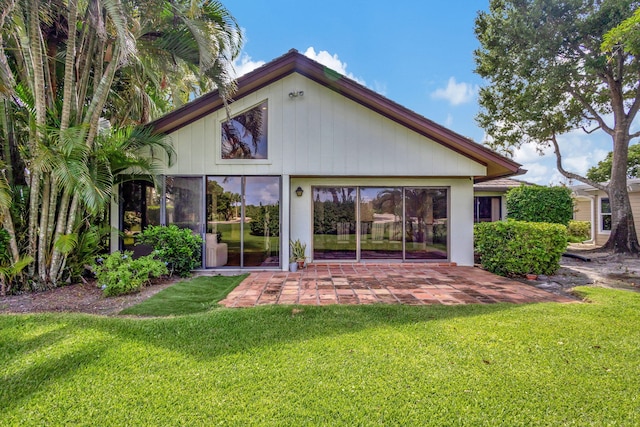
(571, 178, 640, 245)
(111, 49, 522, 270)
(472, 177, 529, 222)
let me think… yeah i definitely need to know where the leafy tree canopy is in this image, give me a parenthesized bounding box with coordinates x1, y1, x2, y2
(586, 144, 640, 182)
(475, 0, 640, 252)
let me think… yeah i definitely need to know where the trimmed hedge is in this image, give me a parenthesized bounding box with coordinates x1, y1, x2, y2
(474, 220, 567, 277)
(506, 185, 573, 225)
(567, 220, 590, 241)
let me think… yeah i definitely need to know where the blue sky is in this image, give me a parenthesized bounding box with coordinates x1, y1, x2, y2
(224, 0, 622, 185)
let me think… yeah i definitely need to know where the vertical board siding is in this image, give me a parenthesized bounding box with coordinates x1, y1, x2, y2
(161, 74, 485, 177)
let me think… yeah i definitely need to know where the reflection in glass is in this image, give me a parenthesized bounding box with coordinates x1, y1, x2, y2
(313, 187, 357, 260)
(120, 181, 160, 256)
(221, 101, 268, 159)
(360, 187, 403, 259)
(165, 177, 203, 233)
(207, 177, 242, 266)
(405, 188, 448, 260)
(206, 176, 281, 267)
(244, 177, 280, 266)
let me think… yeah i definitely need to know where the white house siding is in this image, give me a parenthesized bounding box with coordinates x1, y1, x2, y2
(158, 74, 485, 178)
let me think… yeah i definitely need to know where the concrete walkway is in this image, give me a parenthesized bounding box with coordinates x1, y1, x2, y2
(219, 263, 576, 308)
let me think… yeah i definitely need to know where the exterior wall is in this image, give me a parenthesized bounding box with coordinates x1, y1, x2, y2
(112, 72, 491, 269)
(291, 177, 475, 266)
(160, 74, 486, 178)
(573, 191, 640, 246)
(573, 200, 591, 222)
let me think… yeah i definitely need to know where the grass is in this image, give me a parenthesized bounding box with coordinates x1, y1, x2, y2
(1, 287, 639, 425)
(119, 274, 247, 316)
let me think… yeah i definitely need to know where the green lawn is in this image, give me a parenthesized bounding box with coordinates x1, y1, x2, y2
(1, 287, 639, 425)
(119, 275, 247, 316)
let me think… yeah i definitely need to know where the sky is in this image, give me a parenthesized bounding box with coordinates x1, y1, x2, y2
(222, 0, 630, 186)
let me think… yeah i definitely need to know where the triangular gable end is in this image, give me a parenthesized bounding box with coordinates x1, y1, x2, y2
(151, 49, 522, 181)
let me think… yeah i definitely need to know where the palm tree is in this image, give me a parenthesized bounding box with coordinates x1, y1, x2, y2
(0, 0, 241, 289)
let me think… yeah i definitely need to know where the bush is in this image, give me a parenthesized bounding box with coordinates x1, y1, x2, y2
(474, 220, 567, 277)
(136, 225, 203, 277)
(0, 228, 10, 264)
(567, 220, 590, 241)
(506, 185, 573, 225)
(94, 251, 168, 297)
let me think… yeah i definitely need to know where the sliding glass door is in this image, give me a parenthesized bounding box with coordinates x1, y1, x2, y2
(206, 176, 280, 268)
(360, 187, 403, 259)
(405, 188, 448, 260)
(312, 186, 448, 261)
(313, 187, 357, 260)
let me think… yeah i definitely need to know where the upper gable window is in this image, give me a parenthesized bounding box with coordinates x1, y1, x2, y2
(221, 101, 268, 160)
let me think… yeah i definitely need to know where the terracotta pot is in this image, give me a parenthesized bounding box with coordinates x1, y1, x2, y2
(297, 260, 305, 269)
(525, 273, 538, 280)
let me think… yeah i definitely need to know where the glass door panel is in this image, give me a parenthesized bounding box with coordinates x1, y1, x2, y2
(120, 180, 160, 257)
(360, 187, 403, 259)
(207, 177, 242, 267)
(313, 187, 357, 260)
(244, 177, 280, 267)
(165, 177, 203, 233)
(404, 188, 448, 260)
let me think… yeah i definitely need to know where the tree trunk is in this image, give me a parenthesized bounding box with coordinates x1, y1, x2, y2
(602, 129, 640, 253)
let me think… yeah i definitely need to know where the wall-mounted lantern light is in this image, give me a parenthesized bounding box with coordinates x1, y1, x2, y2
(295, 187, 303, 197)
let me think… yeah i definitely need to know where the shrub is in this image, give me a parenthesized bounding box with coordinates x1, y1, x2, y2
(0, 228, 10, 264)
(474, 220, 567, 277)
(506, 185, 573, 225)
(94, 251, 168, 297)
(136, 225, 203, 277)
(567, 220, 590, 241)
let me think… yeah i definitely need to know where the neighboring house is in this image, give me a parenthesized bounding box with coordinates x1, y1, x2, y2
(571, 178, 640, 245)
(472, 178, 530, 222)
(111, 49, 522, 270)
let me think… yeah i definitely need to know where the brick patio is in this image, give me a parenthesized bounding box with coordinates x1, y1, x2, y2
(219, 263, 576, 308)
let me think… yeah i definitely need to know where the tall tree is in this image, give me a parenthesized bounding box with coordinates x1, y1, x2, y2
(0, 0, 241, 289)
(475, 0, 640, 252)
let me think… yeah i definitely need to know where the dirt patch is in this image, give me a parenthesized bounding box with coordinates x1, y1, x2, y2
(0, 277, 181, 316)
(530, 245, 640, 296)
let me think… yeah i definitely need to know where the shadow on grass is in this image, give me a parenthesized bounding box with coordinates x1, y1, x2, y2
(90, 300, 529, 361)
(0, 316, 111, 413)
(0, 292, 589, 413)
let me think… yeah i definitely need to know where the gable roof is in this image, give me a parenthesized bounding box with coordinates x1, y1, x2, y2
(474, 177, 534, 192)
(151, 49, 523, 181)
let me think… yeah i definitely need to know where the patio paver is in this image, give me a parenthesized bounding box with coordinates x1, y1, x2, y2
(219, 263, 576, 308)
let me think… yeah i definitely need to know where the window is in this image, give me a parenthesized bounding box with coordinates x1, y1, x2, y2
(600, 197, 611, 232)
(221, 101, 268, 159)
(312, 186, 448, 261)
(474, 196, 501, 222)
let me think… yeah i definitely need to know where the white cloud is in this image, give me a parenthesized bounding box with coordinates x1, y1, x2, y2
(231, 53, 265, 78)
(431, 77, 478, 106)
(372, 80, 387, 96)
(444, 113, 454, 128)
(512, 143, 552, 164)
(303, 47, 366, 85)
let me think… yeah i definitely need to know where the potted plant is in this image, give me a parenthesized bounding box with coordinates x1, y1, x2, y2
(290, 239, 307, 269)
(289, 255, 298, 272)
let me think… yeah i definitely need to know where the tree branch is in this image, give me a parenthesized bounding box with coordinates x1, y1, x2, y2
(550, 134, 608, 191)
(567, 86, 614, 135)
(581, 124, 601, 134)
